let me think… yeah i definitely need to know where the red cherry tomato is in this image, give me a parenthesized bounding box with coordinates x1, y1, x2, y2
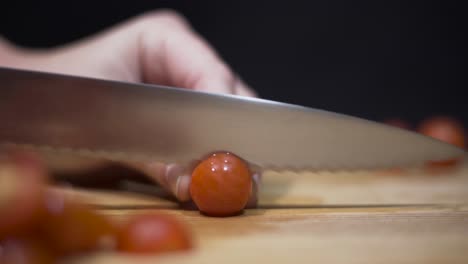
(418, 116, 465, 148)
(384, 118, 411, 130)
(418, 116, 466, 168)
(190, 152, 252, 217)
(117, 213, 192, 254)
(0, 238, 55, 264)
(0, 153, 48, 239)
(39, 195, 117, 256)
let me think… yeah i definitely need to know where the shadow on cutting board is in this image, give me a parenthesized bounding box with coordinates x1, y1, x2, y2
(50, 161, 182, 207)
(43, 151, 468, 212)
(50, 162, 297, 215)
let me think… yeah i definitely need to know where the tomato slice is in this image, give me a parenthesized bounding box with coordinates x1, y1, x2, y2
(117, 213, 192, 254)
(38, 194, 117, 256)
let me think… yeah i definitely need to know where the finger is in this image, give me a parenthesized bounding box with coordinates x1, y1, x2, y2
(245, 165, 262, 209)
(128, 161, 169, 189)
(233, 76, 258, 97)
(137, 11, 249, 95)
(164, 163, 192, 202)
(125, 161, 192, 202)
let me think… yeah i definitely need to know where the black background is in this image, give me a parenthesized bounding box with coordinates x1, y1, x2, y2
(1, 1, 466, 126)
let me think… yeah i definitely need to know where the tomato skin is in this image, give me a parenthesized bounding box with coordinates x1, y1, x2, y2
(0, 238, 55, 264)
(117, 213, 192, 254)
(190, 152, 252, 217)
(38, 196, 117, 256)
(0, 153, 48, 239)
(418, 116, 465, 148)
(418, 116, 466, 168)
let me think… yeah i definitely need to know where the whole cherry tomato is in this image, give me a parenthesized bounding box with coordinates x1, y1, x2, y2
(418, 116, 466, 168)
(0, 153, 48, 239)
(38, 195, 117, 256)
(190, 152, 252, 217)
(117, 213, 192, 254)
(418, 116, 465, 148)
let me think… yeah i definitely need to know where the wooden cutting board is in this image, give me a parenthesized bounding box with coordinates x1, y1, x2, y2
(56, 159, 468, 264)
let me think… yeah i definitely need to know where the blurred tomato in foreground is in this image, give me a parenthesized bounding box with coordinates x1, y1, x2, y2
(117, 213, 192, 254)
(0, 238, 55, 264)
(39, 195, 117, 256)
(0, 152, 48, 239)
(1, 149, 195, 262)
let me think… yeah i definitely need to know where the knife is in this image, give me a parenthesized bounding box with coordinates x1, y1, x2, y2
(0, 66, 465, 171)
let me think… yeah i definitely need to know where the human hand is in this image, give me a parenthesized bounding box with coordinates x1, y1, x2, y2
(0, 10, 261, 206)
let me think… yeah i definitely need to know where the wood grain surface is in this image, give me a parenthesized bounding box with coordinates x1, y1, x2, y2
(52, 158, 468, 263)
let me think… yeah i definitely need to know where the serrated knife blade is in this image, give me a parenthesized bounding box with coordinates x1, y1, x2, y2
(0, 67, 465, 170)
